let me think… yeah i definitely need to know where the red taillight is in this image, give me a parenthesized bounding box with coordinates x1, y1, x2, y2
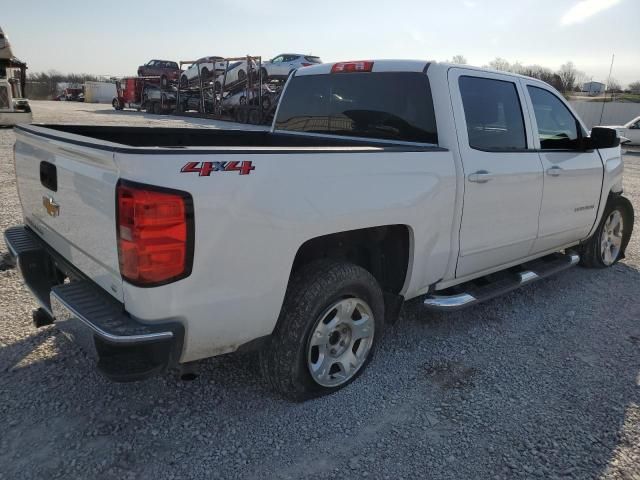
(117, 182, 193, 286)
(331, 61, 374, 73)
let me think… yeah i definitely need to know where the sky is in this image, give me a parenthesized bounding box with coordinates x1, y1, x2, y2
(4, 0, 640, 86)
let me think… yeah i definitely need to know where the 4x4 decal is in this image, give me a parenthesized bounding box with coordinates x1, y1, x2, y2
(181, 161, 255, 176)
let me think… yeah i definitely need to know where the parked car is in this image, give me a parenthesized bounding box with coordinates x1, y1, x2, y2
(213, 59, 257, 90)
(261, 53, 321, 80)
(137, 59, 180, 88)
(5, 60, 633, 401)
(600, 116, 640, 145)
(179, 56, 226, 88)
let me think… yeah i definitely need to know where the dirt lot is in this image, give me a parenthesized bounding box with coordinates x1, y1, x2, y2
(1, 101, 639, 480)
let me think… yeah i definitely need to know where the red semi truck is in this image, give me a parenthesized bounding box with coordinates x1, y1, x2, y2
(112, 77, 175, 114)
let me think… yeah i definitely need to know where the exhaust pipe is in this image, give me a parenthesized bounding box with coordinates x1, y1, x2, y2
(32, 307, 54, 328)
(179, 362, 199, 381)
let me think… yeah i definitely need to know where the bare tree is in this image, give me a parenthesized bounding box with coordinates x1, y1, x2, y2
(450, 55, 467, 64)
(487, 57, 511, 71)
(518, 64, 564, 91)
(558, 61, 578, 92)
(629, 81, 640, 94)
(607, 77, 622, 93)
(574, 71, 590, 92)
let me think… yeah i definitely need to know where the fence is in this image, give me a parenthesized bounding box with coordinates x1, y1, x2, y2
(569, 101, 640, 128)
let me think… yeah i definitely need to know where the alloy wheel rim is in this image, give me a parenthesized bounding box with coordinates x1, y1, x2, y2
(306, 297, 375, 388)
(601, 209, 624, 266)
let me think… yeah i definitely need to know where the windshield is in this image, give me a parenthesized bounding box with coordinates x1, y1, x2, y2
(275, 72, 438, 144)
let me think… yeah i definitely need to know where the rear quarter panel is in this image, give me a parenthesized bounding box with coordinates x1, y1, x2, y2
(115, 149, 457, 362)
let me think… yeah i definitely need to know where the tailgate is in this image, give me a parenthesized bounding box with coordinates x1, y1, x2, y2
(14, 126, 123, 301)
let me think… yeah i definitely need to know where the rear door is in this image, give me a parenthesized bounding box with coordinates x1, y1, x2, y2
(449, 69, 544, 278)
(521, 82, 603, 253)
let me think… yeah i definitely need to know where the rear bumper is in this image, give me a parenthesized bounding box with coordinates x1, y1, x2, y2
(3, 225, 184, 381)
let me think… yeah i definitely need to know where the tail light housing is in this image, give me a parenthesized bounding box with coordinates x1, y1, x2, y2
(116, 181, 194, 287)
(331, 61, 374, 73)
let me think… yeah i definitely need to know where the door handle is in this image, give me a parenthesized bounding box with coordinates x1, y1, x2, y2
(468, 170, 493, 183)
(546, 166, 564, 177)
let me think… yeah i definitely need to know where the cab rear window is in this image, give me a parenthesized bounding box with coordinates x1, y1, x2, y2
(275, 72, 438, 144)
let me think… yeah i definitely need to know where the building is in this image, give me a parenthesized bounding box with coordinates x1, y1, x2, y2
(582, 81, 606, 96)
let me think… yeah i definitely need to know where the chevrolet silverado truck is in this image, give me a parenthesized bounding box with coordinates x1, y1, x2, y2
(4, 60, 634, 401)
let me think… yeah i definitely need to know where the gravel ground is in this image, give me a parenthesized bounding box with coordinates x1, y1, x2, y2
(1, 101, 639, 480)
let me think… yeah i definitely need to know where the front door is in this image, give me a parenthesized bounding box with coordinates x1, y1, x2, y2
(449, 69, 544, 278)
(521, 82, 603, 253)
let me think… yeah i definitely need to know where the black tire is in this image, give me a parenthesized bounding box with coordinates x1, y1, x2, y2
(180, 75, 189, 89)
(248, 108, 262, 125)
(238, 69, 246, 82)
(235, 107, 249, 124)
(580, 195, 634, 268)
(260, 68, 268, 82)
(112, 99, 121, 110)
(259, 260, 384, 401)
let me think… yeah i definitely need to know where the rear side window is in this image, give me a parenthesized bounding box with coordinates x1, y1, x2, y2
(527, 86, 580, 150)
(459, 76, 527, 151)
(304, 56, 322, 64)
(275, 72, 438, 144)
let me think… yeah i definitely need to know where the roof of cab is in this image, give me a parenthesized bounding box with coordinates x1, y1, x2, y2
(295, 59, 541, 83)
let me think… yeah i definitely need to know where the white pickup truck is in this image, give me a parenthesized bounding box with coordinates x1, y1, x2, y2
(4, 60, 634, 400)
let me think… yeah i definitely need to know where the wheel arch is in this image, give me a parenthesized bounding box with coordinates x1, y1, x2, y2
(289, 225, 414, 323)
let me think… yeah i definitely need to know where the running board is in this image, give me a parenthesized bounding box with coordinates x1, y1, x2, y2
(424, 251, 580, 311)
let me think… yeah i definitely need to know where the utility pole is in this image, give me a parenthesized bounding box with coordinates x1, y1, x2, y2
(599, 54, 615, 125)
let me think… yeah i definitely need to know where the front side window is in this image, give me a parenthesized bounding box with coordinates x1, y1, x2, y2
(271, 56, 283, 64)
(275, 72, 438, 144)
(527, 86, 580, 150)
(459, 76, 527, 151)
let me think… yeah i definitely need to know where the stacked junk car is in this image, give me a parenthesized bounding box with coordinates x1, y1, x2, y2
(113, 53, 321, 125)
(0, 27, 32, 126)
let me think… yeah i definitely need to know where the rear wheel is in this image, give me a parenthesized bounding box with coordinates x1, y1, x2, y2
(238, 69, 247, 82)
(112, 98, 121, 110)
(580, 195, 634, 268)
(260, 260, 384, 401)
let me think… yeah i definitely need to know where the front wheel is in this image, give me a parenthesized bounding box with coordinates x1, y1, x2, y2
(260, 260, 384, 401)
(580, 195, 634, 268)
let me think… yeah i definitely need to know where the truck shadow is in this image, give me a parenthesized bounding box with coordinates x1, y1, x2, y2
(0, 261, 639, 479)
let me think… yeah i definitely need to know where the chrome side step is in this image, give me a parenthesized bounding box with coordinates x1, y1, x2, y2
(424, 251, 580, 311)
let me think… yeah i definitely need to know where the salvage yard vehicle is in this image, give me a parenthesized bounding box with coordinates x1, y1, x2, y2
(0, 26, 32, 126)
(600, 116, 640, 145)
(179, 56, 226, 88)
(261, 53, 321, 80)
(137, 59, 180, 88)
(4, 60, 634, 400)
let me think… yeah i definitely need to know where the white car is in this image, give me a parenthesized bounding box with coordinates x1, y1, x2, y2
(179, 56, 226, 87)
(214, 60, 257, 90)
(5, 60, 633, 401)
(600, 116, 640, 145)
(261, 53, 322, 80)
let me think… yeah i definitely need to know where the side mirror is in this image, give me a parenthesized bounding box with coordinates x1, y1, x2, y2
(589, 127, 620, 149)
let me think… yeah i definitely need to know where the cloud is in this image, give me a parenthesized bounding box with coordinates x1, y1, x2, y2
(561, 0, 621, 25)
(463, 1, 477, 7)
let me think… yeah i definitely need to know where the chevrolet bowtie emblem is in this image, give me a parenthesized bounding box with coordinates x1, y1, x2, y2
(42, 196, 60, 217)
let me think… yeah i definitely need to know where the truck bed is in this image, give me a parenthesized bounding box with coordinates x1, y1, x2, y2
(21, 124, 443, 152)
